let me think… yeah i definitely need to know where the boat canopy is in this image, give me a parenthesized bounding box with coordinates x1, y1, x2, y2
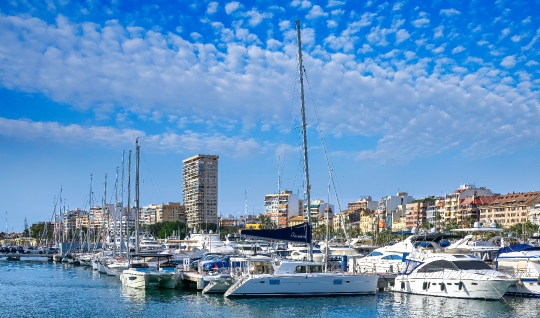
(497, 244, 540, 256)
(240, 223, 311, 243)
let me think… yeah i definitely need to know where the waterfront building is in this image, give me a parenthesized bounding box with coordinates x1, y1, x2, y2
(391, 216, 407, 232)
(264, 190, 300, 228)
(359, 210, 376, 234)
(182, 154, 219, 229)
(377, 192, 413, 230)
(444, 183, 493, 224)
(405, 198, 434, 229)
(288, 215, 305, 227)
(479, 191, 540, 227)
(303, 199, 333, 228)
(529, 203, 540, 226)
(457, 195, 497, 225)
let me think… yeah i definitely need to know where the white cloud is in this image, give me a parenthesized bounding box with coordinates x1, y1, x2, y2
(244, 9, 273, 26)
(291, 0, 312, 9)
(327, 20, 338, 28)
(433, 25, 444, 38)
(225, 1, 240, 14)
(395, 29, 410, 44)
(452, 45, 465, 54)
(522, 16, 531, 24)
(525, 60, 539, 66)
(432, 43, 446, 54)
(306, 5, 328, 19)
(511, 35, 521, 42)
(392, 2, 403, 10)
(327, 0, 345, 7)
(477, 40, 489, 46)
(412, 18, 430, 28)
(440, 8, 461, 16)
(499, 28, 510, 40)
(207, 2, 218, 14)
(500, 55, 516, 68)
(523, 28, 540, 50)
(0, 117, 262, 157)
(190, 32, 202, 40)
(279, 20, 291, 31)
(2, 13, 540, 164)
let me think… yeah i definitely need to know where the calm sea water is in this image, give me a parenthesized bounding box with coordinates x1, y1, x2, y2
(1, 259, 539, 318)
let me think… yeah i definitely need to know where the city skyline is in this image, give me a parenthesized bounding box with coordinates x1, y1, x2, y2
(1, 0, 539, 229)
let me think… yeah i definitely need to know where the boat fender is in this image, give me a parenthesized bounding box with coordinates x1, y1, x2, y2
(400, 281, 405, 290)
(458, 281, 463, 290)
(517, 279, 523, 286)
(440, 283, 445, 291)
(422, 282, 427, 290)
(428, 282, 430, 289)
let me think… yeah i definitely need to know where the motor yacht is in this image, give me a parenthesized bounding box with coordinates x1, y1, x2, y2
(495, 243, 540, 297)
(392, 243, 517, 300)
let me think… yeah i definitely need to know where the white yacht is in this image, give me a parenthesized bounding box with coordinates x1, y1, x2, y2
(449, 222, 506, 260)
(181, 231, 235, 254)
(495, 243, 540, 297)
(392, 244, 517, 300)
(224, 258, 378, 298)
(120, 254, 178, 289)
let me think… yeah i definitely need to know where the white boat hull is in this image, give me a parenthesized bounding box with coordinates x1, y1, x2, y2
(225, 273, 378, 298)
(505, 277, 540, 297)
(202, 274, 234, 294)
(120, 269, 150, 289)
(148, 272, 178, 289)
(392, 276, 515, 300)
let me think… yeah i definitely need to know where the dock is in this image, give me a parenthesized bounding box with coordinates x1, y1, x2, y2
(1, 253, 54, 260)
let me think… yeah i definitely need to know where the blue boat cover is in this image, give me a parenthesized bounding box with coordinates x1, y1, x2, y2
(497, 243, 540, 256)
(240, 223, 312, 243)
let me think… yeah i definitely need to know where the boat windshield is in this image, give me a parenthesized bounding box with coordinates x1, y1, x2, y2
(417, 260, 458, 272)
(453, 261, 493, 270)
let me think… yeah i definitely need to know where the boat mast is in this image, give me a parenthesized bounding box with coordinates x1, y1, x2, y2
(295, 20, 313, 262)
(135, 138, 140, 254)
(87, 174, 92, 252)
(126, 149, 132, 260)
(120, 151, 125, 255)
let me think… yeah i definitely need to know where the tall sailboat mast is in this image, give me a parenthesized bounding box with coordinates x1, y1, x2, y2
(135, 138, 140, 254)
(295, 20, 313, 262)
(126, 150, 132, 259)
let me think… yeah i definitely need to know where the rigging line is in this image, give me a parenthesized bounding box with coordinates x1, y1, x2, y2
(141, 150, 163, 204)
(279, 68, 300, 190)
(302, 65, 350, 242)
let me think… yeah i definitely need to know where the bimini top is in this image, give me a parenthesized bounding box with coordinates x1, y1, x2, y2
(130, 253, 173, 259)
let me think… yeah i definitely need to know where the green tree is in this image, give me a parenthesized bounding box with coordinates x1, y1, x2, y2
(23, 218, 29, 237)
(435, 213, 443, 231)
(259, 215, 276, 229)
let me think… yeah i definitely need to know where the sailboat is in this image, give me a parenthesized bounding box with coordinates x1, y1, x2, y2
(224, 21, 378, 298)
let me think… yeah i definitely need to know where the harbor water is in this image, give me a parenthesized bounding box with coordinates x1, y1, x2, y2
(1, 259, 539, 317)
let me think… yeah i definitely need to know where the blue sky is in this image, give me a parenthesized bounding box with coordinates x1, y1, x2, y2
(1, 0, 539, 231)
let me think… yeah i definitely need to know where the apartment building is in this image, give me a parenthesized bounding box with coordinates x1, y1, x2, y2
(479, 191, 540, 227)
(405, 199, 433, 229)
(444, 183, 493, 223)
(183, 154, 219, 229)
(264, 190, 300, 228)
(303, 200, 333, 228)
(378, 192, 413, 229)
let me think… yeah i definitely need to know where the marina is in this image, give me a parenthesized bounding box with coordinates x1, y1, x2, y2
(1, 258, 540, 318)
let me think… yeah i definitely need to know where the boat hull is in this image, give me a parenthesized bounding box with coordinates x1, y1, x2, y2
(225, 274, 378, 298)
(505, 277, 540, 297)
(120, 269, 150, 289)
(148, 272, 178, 289)
(392, 276, 516, 300)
